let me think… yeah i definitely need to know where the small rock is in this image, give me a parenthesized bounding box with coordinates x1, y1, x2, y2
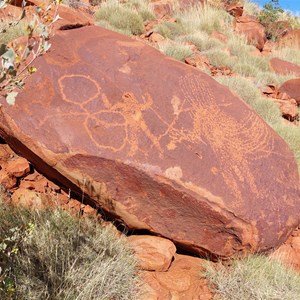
(0, 170, 17, 189)
(211, 31, 228, 43)
(185, 53, 209, 70)
(6, 157, 30, 177)
(226, 1, 244, 17)
(140, 254, 213, 300)
(127, 235, 176, 271)
(149, 32, 165, 43)
(11, 188, 53, 208)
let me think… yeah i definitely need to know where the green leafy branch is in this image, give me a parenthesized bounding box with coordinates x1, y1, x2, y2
(0, 0, 61, 105)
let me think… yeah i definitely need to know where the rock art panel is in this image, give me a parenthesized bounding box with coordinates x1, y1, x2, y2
(0, 26, 299, 258)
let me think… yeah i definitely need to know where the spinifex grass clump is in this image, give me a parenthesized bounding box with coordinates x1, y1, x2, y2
(94, 0, 145, 36)
(206, 255, 300, 300)
(0, 197, 140, 300)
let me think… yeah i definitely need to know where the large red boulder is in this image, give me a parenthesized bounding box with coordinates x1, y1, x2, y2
(270, 58, 300, 76)
(279, 78, 300, 105)
(0, 26, 299, 258)
(234, 15, 266, 51)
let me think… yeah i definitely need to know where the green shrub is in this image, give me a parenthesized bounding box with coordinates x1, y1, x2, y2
(94, 0, 144, 36)
(258, 0, 284, 41)
(0, 203, 140, 300)
(159, 41, 193, 61)
(206, 255, 300, 300)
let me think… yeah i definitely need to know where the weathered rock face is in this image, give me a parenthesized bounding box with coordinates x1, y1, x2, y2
(270, 58, 300, 77)
(234, 16, 266, 51)
(279, 78, 300, 105)
(0, 26, 299, 258)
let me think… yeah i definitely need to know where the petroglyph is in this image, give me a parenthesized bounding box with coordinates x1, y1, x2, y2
(40, 74, 168, 157)
(37, 72, 276, 201)
(167, 74, 275, 200)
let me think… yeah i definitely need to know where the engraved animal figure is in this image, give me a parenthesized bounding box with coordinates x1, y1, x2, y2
(168, 74, 275, 200)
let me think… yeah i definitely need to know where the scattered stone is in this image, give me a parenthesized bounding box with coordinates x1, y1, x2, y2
(127, 235, 176, 271)
(185, 52, 210, 70)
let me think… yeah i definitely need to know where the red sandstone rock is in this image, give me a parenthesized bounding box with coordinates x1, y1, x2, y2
(271, 227, 300, 272)
(11, 188, 53, 208)
(272, 98, 299, 122)
(127, 235, 176, 271)
(140, 254, 213, 300)
(211, 31, 228, 43)
(185, 53, 210, 70)
(6, 157, 30, 177)
(269, 58, 300, 77)
(149, 32, 165, 44)
(0, 170, 17, 190)
(226, 1, 243, 17)
(150, 0, 173, 18)
(0, 26, 299, 258)
(0, 144, 15, 161)
(279, 78, 300, 105)
(277, 29, 300, 49)
(234, 15, 266, 51)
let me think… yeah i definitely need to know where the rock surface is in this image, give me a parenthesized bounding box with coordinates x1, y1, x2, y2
(234, 15, 266, 51)
(279, 78, 300, 105)
(140, 254, 213, 300)
(127, 235, 176, 271)
(0, 25, 299, 258)
(269, 58, 300, 76)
